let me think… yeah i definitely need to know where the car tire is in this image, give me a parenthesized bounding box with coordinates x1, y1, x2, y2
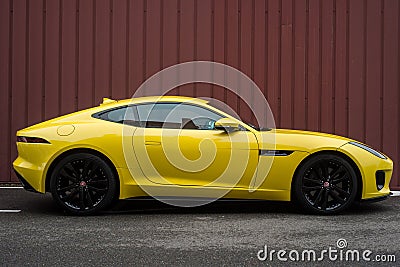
(292, 154, 358, 215)
(50, 153, 118, 215)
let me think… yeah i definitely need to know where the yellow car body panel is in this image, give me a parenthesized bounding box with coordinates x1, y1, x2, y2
(132, 127, 259, 188)
(337, 143, 393, 199)
(13, 96, 393, 205)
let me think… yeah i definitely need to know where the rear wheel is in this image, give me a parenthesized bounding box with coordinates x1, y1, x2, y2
(292, 154, 358, 214)
(50, 153, 117, 215)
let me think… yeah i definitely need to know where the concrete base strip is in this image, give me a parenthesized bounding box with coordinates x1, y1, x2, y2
(391, 191, 400, 197)
(0, 210, 21, 213)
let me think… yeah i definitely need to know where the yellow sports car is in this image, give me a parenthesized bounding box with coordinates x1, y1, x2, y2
(13, 96, 393, 215)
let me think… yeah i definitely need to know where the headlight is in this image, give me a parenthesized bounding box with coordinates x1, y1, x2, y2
(349, 141, 386, 159)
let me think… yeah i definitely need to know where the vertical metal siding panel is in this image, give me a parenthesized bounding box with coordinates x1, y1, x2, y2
(94, 0, 111, 103)
(60, 0, 77, 114)
(145, 0, 162, 96)
(162, 0, 178, 68)
(239, 0, 254, 123)
(196, 0, 212, 97)
(293, 0, 307, 130)
(348, 0, 365, 142)
(334, 0, 348, 136)
(382, 0, 399, 188)
(320, 0, 334, 134)
(44, 0, 60, 120)
(111, 0, 127, 99)
(179, 0, 195, 96)
(307, 0, 320, 132)
(11, 0, 28, 182)
(267, 0, 281, 127)
(77, 0, 94, 109)
(27, 0, 43, 126)
(365, 0, 382, 150)
(226, 0, 239, 112)
(162, 0, 178, 95)
(0, 0, 11, 182)
(212, 0, 226, 103)
(398, 1, 400, 189)
(253, 0, 266, 127)
(128, 0, 145, 96)
(280, 0, 293, 129)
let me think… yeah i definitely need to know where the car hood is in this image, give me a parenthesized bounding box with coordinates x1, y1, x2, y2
(257, 129, 354, 153)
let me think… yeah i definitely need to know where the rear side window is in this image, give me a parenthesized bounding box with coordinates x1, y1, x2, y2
(94, 106, 138, 124)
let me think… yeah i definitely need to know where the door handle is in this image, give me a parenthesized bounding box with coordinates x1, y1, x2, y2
(145, 141, 161, 146)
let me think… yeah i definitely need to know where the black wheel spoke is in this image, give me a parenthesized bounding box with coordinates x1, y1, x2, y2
(320, 162, 329, 179)
(88, 185, 107, 193)
(79, 187, 85, 210)
(88, 179, 108, 186)
(60, 169, 78, 183)
(88, 165, 101, 180)
(86, 190, 94, 207)
(330, 165, 344, 179)
(311, 168, 322, 180)
(62, 189, 79, 201)
(65, 163, 79, 178)
(321, 190, 328, 210)
(313, 189, 323, 207)
(329, 190, 346, 204)
(81, 160, 92, 179)
(57, 184, 78, 192)
(331, 176, 347, 184)
(303, 185, 322, 192)
(332, 185, 350, 197)
(303, 177, 321, 185)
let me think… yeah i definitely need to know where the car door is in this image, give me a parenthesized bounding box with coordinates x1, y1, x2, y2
(132, 102, 259, 189)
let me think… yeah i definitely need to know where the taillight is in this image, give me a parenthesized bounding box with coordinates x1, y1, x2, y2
(17, 136, 50, 144)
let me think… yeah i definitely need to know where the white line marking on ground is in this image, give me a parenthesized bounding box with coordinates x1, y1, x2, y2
(391, 191, 400, 197)
(0, 210, 21, 213)
(0, 187, 23, 189)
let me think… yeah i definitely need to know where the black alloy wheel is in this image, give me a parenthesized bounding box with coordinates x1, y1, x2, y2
(50, 153, 117, 215)
(292, 154, 358, 214)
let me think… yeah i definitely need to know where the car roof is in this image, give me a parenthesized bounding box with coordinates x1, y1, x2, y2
(100, 96, 209, 108)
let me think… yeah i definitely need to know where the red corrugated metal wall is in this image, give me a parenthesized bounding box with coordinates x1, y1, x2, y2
(0, 0, 399, 189)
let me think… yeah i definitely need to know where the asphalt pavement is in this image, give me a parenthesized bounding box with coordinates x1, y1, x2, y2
(0, 188, 399, 266)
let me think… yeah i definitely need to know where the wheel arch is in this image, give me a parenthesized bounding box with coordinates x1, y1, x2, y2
(290, 150, 363, 201)
(45, 148, 120, 199)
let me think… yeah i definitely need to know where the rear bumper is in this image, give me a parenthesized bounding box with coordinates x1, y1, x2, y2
(12, 156, 46, 193)
(13, 168, 41, 193)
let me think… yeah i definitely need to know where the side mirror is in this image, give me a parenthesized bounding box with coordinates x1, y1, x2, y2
(214, 118, 241, 133)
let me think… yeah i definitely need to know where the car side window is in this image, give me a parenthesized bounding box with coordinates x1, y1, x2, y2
(96, 106, 138, 125)
(136, 103, 224, 130)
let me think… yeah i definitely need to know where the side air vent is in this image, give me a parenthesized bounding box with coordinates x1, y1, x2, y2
(259, 150, 294, 156)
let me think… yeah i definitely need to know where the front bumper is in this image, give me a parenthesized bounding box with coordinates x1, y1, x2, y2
(360, 193, 390, 203)
(338, 143, 393, 200)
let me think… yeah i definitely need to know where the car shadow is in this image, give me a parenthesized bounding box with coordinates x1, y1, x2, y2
(20, 193, 394, 217)
(103, 197, 393, 216)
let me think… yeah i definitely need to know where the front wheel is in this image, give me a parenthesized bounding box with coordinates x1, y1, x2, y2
(292, 154, 358, 215)
(50, 153, 118, 215)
